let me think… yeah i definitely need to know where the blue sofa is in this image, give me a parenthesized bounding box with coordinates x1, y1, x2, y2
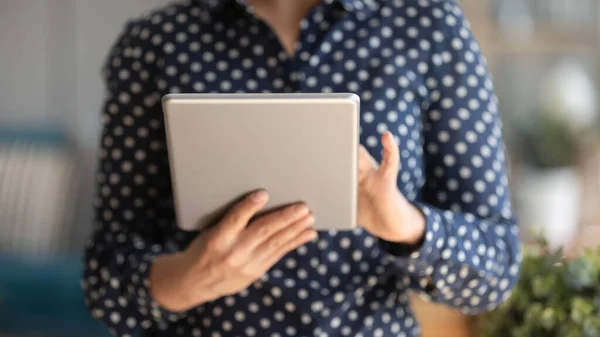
(0, 255, 112, 337)
(0, 127, 111, 337)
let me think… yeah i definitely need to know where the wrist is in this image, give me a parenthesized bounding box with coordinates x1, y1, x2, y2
(149, 252, 197, 312)
(397, 201, 427, 246)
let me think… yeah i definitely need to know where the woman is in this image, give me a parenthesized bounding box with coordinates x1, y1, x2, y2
(83, 0, 521, 336)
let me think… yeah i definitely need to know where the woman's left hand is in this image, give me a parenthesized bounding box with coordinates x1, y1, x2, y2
(357, 131, 426, 245)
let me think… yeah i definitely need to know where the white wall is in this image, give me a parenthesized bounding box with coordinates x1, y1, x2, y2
(0, 0, 166, 138)
(0, 0, 168, 250)
(0, 0, 51, 125)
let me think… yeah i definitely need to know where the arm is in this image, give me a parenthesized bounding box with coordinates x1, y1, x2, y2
(82, 20, 320, 337)
(81, 20, 186, 337)
(382, 1, 521, 315)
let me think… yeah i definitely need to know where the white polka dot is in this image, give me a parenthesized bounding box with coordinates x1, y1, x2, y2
(443, 155, 456, 166)
(459, 167, 472, 179)
(366, 136, 378, 148)
(110, 312, 121, 324)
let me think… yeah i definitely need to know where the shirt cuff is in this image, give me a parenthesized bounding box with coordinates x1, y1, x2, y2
(379, 202, 446, 268)
(126, 254, 187, 327)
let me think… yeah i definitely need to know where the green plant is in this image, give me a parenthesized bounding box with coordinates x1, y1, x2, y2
(478, 237, 600, 337)
(518, 111, 580, 169)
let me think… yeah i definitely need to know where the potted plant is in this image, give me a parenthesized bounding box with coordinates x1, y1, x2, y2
(512, 58, 600, 249)
(478, 236, 600, 337)
(514, 109, 585, 249)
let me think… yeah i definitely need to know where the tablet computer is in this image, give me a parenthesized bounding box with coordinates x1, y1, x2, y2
(162, 93, 359, 232)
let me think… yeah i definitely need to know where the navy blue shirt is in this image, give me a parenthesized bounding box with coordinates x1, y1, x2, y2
(83, 0, 521, 336)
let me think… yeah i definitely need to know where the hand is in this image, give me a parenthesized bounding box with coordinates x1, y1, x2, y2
(357, 131, 426, 245)
(149, 190, 316, 312)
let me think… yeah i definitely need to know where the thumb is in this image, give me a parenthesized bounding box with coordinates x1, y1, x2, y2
(358, 145, 378, 182)
(379, 131, 400, 179)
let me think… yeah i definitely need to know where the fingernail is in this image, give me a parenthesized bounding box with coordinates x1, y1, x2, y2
(387, 132, 397, 144)
(295, 203, 310, 215)
(251, 190, 268, 203)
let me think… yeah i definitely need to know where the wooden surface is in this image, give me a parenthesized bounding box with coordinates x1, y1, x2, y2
(568, 225, 600, 256)
(410, 294, 476, 337)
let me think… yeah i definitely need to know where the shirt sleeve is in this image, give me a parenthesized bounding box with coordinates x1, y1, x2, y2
(380, 1, 521, 315)
(81, 20, 187, 337)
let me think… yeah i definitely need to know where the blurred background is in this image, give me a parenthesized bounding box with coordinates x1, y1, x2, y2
(1, 0, 599, 336)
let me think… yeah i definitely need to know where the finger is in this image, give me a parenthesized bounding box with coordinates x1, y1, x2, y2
(358, 145, 378, 182)
(251, 214, 316, 261)
(379, 131, 400, 178)
(260, 228, 317, 268)
(236, 203, 310, 252)
(219, 189, 269, 234)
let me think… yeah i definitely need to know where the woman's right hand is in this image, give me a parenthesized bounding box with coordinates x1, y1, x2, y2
(149, 189, 316, 312)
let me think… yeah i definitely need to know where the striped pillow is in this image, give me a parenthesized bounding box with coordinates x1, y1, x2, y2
(0, 128, 79, 260)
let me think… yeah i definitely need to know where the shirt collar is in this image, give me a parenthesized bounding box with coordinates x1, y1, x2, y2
(192, 0, 379, 16)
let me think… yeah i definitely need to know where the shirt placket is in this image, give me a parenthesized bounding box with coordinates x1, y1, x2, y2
(231, 1, 293, 93)
(293, 3, 349, 94)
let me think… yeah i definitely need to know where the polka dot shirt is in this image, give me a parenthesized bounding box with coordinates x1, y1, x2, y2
(82, 0, 522, 336)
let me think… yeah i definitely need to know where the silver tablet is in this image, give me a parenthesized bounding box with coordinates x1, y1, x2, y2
(162, 93, 359, 232)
